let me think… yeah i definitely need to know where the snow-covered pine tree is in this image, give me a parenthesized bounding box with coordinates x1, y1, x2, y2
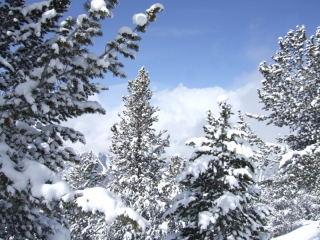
(247, 26, 320, 236)
(107, 67, 170, 239)
(248, 25, 320, 151)
(67, 152, 108, 239)
(0, 0, 164, 238)
(164, 96, 269, 240)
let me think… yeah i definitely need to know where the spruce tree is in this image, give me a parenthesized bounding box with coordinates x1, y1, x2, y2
(248, 25, 320, 151)
(107, 67, 170, 239)
(247, 26, 320, 236)
(0, 0, 164, 238)
(165, 97, 269, 240)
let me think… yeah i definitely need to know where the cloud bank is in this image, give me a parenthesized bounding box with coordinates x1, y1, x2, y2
(64, 71, 288, 158)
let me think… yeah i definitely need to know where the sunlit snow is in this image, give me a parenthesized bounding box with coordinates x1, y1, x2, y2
(90, 0, 109, 13)
(272, 221, 320, 240)
(216, 94, 229, 104)
(132, 13, 148, 26)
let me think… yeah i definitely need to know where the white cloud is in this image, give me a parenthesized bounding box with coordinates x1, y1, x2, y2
(64, 71, 288, 159)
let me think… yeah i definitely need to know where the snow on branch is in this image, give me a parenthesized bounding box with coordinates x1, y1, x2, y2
(63, 187, 149, 232)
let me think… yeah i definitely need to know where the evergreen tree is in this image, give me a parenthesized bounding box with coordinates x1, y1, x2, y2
(107, 67, 170, 239)
(0, 0, 164, 238)
(247, 26, 320, 236)
(248, 25, 320, 151)
(165, 96, 269, 240)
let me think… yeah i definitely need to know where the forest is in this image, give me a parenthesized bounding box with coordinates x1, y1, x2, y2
(0, 0, 319, 239)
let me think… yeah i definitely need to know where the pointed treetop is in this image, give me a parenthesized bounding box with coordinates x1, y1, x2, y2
(139, 66, 147, 73)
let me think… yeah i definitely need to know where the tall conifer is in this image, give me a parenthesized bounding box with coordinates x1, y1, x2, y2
(248, 26, 320, 236)
(108, 67, 170, 239)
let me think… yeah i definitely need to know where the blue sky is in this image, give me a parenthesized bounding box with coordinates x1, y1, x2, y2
(62, 0, 320, 90)
(27, 0, 320, 154)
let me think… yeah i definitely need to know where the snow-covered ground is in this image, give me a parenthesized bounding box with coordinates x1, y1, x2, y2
(272, 221, 320, 240)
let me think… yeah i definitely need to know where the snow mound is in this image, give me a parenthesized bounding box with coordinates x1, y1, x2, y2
(216, 94, 228, 104)
(147, 3, 165, 12)
(118, 26, 133, 35)
(90, 0, 108, 12)
(272, 220, 320, 240)
(198, 211, 215, 229)
(132, 13, 148, 26)
(214, 192, 241, 215)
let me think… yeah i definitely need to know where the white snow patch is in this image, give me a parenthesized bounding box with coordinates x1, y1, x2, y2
(76, 14, 88, 26)
(224, 176, 239, 189)
(216, 94, 229, 104)
(0, 156, 71, 201)
(51, 43, 59, 54)
(176, 155, 216, 182)
(63, 187, 149, 232)
(214, 192, 241, 215)
(118, 26, 133, 35)
(227, 129, 247, 139)
(23, 160, 71, 201)
(73, 56, 88, 69)
(223, 140, 254, 158)
(87, 52, 98, 60)
(90, 0, 109, 13)
(132, 13, 148, 26)
(147, 3, 165, 12)
(15, 80, 40, 104)
(272, 220, 320, 240)
(279, 151, 294, 169)
(159, 221, 168, 232)
(198, 211, 216, 229)
(21, 1, 50, 16)
(16, 121, 40, 135)
(97, 58, 110, 68)
(233, 168, 252, 179)
(50, 59, 64, 70)
(41, 103, 50, 114)
(42, 9, 57, 20)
